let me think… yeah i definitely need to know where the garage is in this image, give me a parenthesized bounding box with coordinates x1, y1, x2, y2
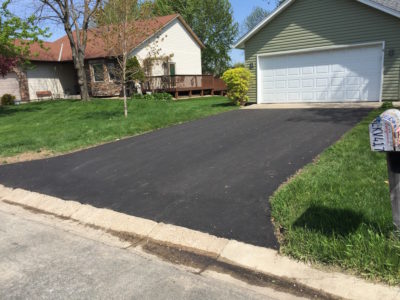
(257, 44, 384, 103)
(0, 72, 21, 100)
(235, 0, 400, 103)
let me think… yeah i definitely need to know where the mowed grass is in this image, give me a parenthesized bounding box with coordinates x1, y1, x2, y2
(0, 96, 236, 158)
(271, 105, 400, 284)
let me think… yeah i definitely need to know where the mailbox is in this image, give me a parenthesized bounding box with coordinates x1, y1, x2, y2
(370, 109, 400, 230)
(370, 109, 400, 152)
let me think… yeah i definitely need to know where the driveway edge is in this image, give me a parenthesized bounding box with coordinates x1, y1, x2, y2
(0, 184, 398, 300)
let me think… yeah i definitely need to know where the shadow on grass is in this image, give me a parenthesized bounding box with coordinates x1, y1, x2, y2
(293, 205, 370, 236)
(80, 110, 123, 120)
(211, 102, 237, 107)
(0, 105, 43, 117)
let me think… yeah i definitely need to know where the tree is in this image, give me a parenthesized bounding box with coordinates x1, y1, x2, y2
(0, 0, 48, 77)
(37, 0, 101, 100)
(151, 0, 238, 76)
(241, 6, 269, 35)
(94, 0, 159, 117)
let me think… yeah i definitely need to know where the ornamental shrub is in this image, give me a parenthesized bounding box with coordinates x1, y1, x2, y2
(222, 67, 251, 106)
(1, 94, 15, 106)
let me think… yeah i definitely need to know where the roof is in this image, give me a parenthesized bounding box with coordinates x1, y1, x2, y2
(370, 0, 400, 12)
(28, 14, 204, 62)
(234, 0, 400, 49)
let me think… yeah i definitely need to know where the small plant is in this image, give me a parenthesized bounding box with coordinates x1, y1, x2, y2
(222, 67, 251, 106)
(1, 94, 16, 106)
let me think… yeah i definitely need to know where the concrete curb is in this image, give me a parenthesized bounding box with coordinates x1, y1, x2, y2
(0, 184, 399, 300)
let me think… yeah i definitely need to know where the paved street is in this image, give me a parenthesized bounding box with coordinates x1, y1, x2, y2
(0, 205, 301, 300)
(0, 108, 371, 248)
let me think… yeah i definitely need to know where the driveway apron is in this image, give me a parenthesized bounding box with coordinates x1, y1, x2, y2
(0, 108, 372, 248)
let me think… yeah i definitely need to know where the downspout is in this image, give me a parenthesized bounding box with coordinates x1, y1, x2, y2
(58, 42, 64, 62)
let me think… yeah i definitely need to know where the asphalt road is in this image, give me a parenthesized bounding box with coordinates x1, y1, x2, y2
(0, 108, 371, 248)
(0, 207, 295, 300)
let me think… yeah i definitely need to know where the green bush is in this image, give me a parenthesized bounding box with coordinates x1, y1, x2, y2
(126, 56, 145, 82)
(1, 94, 16, 106)
(222, 67, 251, 106)
(131, 92, 173, 101)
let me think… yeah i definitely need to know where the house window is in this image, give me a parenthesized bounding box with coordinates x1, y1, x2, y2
(107, 63, 118, 82)
(169, 63, 176, 76)
(92, 64, 104, 82)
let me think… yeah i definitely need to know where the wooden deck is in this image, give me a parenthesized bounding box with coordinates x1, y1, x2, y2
(142, 75, 227, 98)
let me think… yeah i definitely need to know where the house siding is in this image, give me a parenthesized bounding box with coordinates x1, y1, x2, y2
(27, 62, 78, 100)
(244, 0, 400, 102)
(131, 18, 202, 75)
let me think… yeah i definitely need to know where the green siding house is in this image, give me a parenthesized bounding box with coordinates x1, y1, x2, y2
(234, 0, 400, 104)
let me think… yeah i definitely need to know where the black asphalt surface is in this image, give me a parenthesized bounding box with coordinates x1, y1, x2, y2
(0, 108, 371, 248)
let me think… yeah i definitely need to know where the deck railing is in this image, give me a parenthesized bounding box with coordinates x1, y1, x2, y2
(142, 75, 226, 93)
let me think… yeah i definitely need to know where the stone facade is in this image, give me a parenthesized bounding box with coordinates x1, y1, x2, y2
(14, 67, 30, 101)
(86, 59, 122, 97)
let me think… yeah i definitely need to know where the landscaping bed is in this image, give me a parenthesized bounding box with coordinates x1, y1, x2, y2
(0, 96, 236, 161)
(270, 104, 400, 285)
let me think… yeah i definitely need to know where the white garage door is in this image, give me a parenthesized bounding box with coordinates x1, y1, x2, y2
(258, 44, 383, 103)
(0, 72, 21, 100)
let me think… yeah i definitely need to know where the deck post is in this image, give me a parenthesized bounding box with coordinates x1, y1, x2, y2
(211, 89, 214, 96)
(189, 90, 192, 97)
(175, 91, 179, 99)
(201, 90, 204, 96)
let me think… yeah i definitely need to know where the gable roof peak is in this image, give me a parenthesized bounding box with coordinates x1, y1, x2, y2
(234, 0, 400, 49)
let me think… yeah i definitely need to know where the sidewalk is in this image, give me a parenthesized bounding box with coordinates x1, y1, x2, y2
(1, 184, 399, 300)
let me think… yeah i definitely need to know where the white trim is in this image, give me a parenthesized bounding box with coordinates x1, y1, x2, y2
(234, 0, 400, 49)
(379, 41, 386, 102)
(256, 41, 385, 58)
(256, 55, 261, 104)
(256, 41, 385, 104)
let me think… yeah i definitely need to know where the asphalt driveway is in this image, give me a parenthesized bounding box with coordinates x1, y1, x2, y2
(0, 108, 371, 248)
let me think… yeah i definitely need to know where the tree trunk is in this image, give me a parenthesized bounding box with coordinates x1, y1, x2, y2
(123, 81, 128, 118)
(75, 54, 90, 101)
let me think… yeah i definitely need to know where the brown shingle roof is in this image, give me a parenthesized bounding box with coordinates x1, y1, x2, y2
(27, 14, 203, 62)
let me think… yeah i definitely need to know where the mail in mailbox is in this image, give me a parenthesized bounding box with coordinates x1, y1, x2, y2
(369, 109, 400, 152)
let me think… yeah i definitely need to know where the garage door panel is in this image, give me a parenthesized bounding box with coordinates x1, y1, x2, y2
(259, 44, 383, 103)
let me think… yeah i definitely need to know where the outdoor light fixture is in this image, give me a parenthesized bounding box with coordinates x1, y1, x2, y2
(388, 49, 395, 57)
(249, 63, 254, 69)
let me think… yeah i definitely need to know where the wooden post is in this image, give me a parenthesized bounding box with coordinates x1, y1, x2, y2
(387, 152, 400, 231)
(175, 91, 179, 99)
(201, 90, 204, 96)
(189, 90, 192, 97)
(211, 89, 214, 96)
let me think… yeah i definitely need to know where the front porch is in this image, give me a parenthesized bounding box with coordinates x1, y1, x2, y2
(142, 75, 227, 98)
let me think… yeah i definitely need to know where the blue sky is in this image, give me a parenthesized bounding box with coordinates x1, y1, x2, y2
(230, 0, 277, 63)
(5, 0, 277, 64)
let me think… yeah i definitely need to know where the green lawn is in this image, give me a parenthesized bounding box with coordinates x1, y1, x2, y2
(271, 104, 400, 285)
(0, 97, 236, 159)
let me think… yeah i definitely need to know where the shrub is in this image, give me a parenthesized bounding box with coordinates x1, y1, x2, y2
(131, 92, 173, 101)
(126, 56, 145, 82)
(222, 67, 251, 106)
(1, 94, 16, 106)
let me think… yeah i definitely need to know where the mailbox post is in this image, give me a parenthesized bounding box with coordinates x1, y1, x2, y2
(370, 109, 400, 230)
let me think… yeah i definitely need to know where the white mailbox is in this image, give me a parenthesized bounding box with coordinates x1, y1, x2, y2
(370, 108, 400, 231)
(370, 109, 400, 152)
